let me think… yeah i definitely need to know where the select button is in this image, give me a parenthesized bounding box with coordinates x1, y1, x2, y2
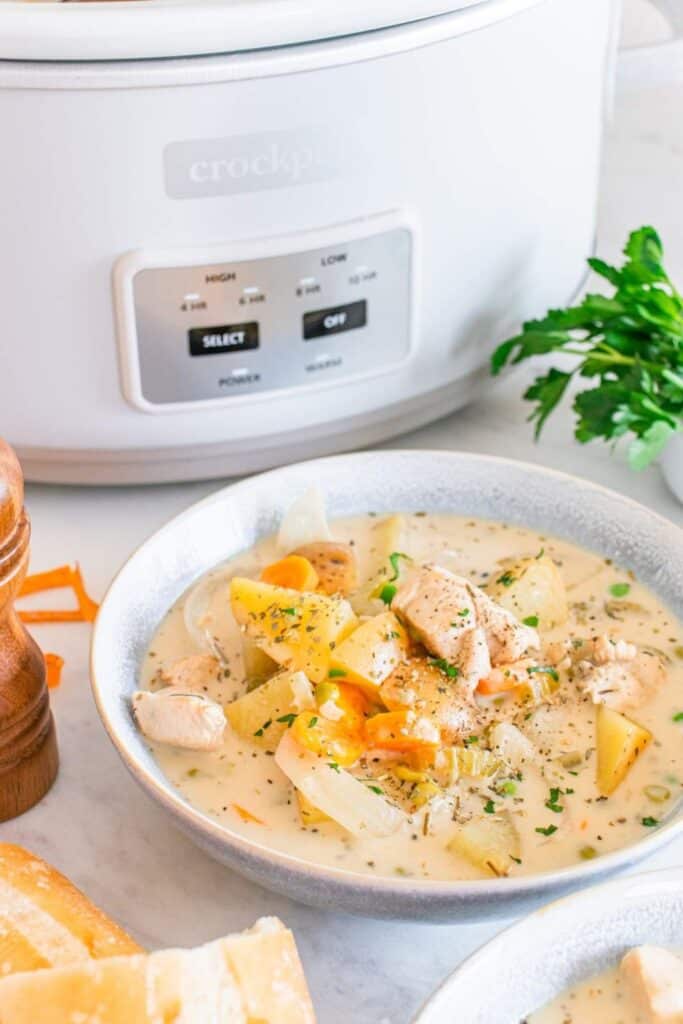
(303, 300, 367, 341)
(188, 322, 259, 357)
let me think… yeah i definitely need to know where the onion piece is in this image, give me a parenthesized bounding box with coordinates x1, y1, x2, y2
(183, 567, 247, 660)
(489, 722, 538, 772)
(277, 488, 332, 554)
(275, 732, 406, 838)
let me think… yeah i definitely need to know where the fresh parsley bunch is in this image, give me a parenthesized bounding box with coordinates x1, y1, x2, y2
(491, 227, 683, 468)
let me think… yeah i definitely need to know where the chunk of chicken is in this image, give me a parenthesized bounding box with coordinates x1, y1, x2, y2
(379, 657, 480, 742)
(456, 627, 492, 696)
(621, 946, 683, 1023)
(291, 542, 357, 596)
(469, 586, 539, 665)
(159, 654, 221, 693)
(132, 688, 226, 751)
(392, 566, 538, 669)
(392, 566, 477, 659)
(574, 635, 666, 712)
(591, 635, 637, 664)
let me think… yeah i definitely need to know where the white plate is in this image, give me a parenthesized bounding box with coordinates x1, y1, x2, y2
(414, 867, 683, 1022)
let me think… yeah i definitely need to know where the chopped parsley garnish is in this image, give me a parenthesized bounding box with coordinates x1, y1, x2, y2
(464, 735, 479, 747)
(276, 713, 297, 728)
(522, 615, 539, 627)
(454, 608, 471, 620)
(327, 761, 341, 773)
(673, 711, 683, 723)
(528, 665, 559, 682)
(429, 658, 460, 679)
(490, 227, 683, 472)
(253, 718, 272, 737)
(499, 780, 517, 796)
(483, 799, 496, 814)
(609, 582, 631, 598)
(496, 571, 517, 588)
(281, 607, 298, 616)
(368, 785, 383, 796)
(509, 855, 522, 865)
(545, 787, 564, 813)
(187, 768, 199, 778)
(388, 551, 410, 581)
(379, 583, 397, 605)
(535, 547, 545, 559)
(328, 668, 347, 678)
(642, 816, 659, 827)
(535, 824, 558, 837)
(308, 716, 319, 728)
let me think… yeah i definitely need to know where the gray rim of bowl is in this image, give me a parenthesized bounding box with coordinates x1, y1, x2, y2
(90, 449, 683, 903)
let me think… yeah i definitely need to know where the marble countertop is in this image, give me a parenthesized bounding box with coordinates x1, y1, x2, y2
(3, 5, 683, 1021)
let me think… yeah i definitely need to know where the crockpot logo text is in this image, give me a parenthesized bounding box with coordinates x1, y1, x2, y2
(189, 143, 314, 186)
(164, 129, 341, 199)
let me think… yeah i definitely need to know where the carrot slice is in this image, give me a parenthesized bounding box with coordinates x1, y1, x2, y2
(260, 555, 319, 592)
(477, 672, 517, 697)
(231, 804, 265, 825)
(365, 710, 440, 753)
(44, 653, 64, 689)
(18, 564, 99, 623)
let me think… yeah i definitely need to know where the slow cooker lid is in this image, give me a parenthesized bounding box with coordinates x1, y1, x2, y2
(0, 0, 489, 62)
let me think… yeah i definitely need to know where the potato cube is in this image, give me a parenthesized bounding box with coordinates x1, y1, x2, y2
(448, 811, 521, 877)
(488, 556, 568, 630)
(328, 612, 409, 697)
(230, 577, 357, 683)
(596, 704, 652, 796)
(226, 670, 314, 748)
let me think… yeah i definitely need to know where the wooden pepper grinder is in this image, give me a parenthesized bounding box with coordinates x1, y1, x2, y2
(0, 439, 58, 820)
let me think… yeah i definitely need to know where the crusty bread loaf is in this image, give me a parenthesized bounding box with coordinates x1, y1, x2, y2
(0, 916, 316, 1023)
(0, 843, 141, 974)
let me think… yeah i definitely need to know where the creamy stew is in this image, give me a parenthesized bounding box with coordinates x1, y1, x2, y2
(135, 497, 683, 882)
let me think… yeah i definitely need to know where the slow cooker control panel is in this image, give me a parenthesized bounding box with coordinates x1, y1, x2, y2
(114, 219, 413, 411)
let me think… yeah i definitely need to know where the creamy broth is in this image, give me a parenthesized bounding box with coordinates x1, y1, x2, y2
(140, 513, 683, 882)
(529, 965, 641, 1023)
(529, 947, 683, 1023)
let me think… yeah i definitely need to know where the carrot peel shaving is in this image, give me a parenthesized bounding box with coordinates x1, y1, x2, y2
(231, 804, 265, 825)
(44, 653, 64, 689)
(18, 564, 99, 624)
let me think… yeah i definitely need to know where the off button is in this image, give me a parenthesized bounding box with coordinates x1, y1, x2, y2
(303, 300, 367, 341)
(188, 322, 259, 357)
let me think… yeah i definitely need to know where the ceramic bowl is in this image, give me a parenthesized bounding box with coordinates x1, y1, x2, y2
(414, 866, 683, 1021)
(661, 431, 683, 504)
(91, 450, 683, 922)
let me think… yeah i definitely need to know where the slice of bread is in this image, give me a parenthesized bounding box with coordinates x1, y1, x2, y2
(0, 917, 316, 1023)
(0, 843, 141, 975)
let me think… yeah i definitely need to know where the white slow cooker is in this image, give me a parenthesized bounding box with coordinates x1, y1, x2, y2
(1, 0, 619, 483)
